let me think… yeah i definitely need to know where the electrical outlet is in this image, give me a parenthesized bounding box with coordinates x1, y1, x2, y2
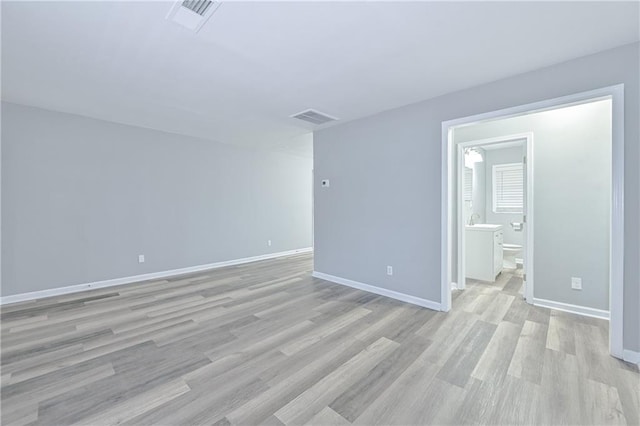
(571, 277, 582, 290)
(268, 240, 272, 246)
(138, 254, 145, 264)
(387, 266, 393, 276)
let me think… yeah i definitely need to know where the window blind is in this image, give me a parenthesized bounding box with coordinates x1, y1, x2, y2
(493, 162, 523, 213)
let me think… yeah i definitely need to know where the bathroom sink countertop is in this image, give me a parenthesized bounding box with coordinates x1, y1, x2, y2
(466, 224, 503, 231)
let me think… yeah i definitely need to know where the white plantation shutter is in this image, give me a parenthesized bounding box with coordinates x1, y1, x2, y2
(493, 163, 523, 213)
(464, 167, 472, 201)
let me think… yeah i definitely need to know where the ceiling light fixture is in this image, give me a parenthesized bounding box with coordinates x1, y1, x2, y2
(464, 148, 484, 168)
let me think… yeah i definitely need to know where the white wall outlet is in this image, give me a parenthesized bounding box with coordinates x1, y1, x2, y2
(387, 266, 393, 276)
(268, 240, 272, 246)
(138, 254, 145, 264)
(571, 276, 582, 290)
(321, 179, 330, 188)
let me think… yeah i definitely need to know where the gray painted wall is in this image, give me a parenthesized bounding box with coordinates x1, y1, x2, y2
(456, 100, 611, 311)
(313, 42, 640, 352)
(1, 102, 313, 296)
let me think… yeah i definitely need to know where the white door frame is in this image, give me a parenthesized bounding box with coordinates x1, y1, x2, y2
(456, 133, 534, 304)
(440, 84, 624, 359)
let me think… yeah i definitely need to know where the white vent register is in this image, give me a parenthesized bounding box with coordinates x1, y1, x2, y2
(290, 109, 338, 125)
(182, 0, 214, 15)
(166, 0, 221, 32)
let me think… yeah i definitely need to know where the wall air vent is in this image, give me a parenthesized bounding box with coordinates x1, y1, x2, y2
(290, 109, 339, 125)
(166, 0, 221, 32)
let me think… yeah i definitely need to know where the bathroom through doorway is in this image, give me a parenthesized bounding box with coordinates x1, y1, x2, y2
(457, 134, 532, 301)
(442, 89, 621, 358)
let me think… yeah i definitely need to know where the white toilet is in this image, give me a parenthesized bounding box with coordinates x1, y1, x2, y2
(503, 243, 522, 269)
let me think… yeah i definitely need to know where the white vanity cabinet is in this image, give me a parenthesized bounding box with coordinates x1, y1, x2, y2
(465, 224, 503, 282)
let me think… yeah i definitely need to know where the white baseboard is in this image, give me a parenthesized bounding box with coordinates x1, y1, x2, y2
(622, 349, 640, 366)
(312, 271, 442, 311)
(532, 297, 610, 320)
(0, 248, 313, 306)
(451, 282, 459, 290)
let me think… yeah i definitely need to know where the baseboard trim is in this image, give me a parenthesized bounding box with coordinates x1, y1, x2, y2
(0, 248, 313, 305)
(312, 271, 442, 311)
(622, 350, 640, 366)
(532, 297, 610, 320)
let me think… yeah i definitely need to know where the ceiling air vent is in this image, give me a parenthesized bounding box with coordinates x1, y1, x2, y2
(166, 0, 221, 32)
(291, 109, 338, 125)
(181, 0, 213, 16)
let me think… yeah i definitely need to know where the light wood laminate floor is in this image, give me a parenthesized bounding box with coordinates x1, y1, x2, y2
(1, 253, 638, 425)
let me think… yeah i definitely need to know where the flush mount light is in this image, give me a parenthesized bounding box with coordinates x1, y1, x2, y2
(166, 0, 222, 32)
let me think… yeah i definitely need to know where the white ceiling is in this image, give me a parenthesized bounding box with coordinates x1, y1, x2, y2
(2, 1, 639, 158)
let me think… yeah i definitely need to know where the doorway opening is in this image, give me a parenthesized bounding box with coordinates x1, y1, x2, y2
(456, 135, 532, 303)
(441, 85, 624, 359)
